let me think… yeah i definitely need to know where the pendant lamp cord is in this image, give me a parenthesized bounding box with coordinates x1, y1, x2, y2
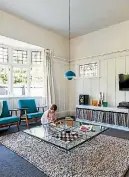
(69, 0, 71, 70)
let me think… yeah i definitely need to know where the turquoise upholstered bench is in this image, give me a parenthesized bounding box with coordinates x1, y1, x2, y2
(0, 101, 20, 131)
(18, 99, 46, 128)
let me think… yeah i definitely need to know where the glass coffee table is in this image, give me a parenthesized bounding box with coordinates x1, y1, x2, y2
(24, 120, 107, 151)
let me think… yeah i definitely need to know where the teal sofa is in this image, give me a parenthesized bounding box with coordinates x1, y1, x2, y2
(0, 101, 20, 131)
(18, 99, 46, 128)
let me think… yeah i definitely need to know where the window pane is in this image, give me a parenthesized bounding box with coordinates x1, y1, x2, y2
(79, 63, 97, 78)
(0, 67, 8, 95)
(79, 65, 84, 77)
(13, 49, 27, 64)
(13, 68, 28, 96)
(31, 51, 43, 64)
(0, 46, 8, 63)
(30, 67, 44, 96)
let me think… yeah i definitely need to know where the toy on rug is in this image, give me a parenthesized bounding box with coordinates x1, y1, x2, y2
(80, 124, 93, 131)
(52, 130, 82, 142)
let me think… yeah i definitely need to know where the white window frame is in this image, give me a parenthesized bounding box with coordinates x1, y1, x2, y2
(79, 61, 99, 79)
(0, 44, 44, 97)
(0, 44, 9, 65)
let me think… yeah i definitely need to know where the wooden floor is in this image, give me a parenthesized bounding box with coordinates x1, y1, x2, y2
(1, 122, 129, 177)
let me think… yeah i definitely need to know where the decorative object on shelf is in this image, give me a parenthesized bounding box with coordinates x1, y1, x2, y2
(64, 0, 76, 80)
(79, 95, 89, 105)
(103, 101, 108, 107)
(92, 99, 98, 106)
(98, 92, 104, 106)
(98, 100, 102, 107)
(118, 101, 129, 108)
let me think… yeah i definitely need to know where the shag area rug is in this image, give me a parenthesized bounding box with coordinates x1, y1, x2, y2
(0, 132, 129, 177)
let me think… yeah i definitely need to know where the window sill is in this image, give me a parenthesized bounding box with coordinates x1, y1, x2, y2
(78, 76, 101, 79)
(0, 95, 44, 99)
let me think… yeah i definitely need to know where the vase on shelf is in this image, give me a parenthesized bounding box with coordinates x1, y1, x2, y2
(98, 100, 102, 107)
(102, 101, 108, 107)
(92, 100, 98, 106)
(98, 92, 104, 107)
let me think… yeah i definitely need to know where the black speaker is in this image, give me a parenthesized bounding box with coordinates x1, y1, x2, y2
(79, 95, 89, 105)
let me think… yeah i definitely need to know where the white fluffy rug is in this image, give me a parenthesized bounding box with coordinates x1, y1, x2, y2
(0, 132, 129, 177)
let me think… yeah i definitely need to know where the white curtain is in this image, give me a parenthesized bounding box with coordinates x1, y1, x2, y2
(44, 49, 55, 107)
(0, 100, 3, 116)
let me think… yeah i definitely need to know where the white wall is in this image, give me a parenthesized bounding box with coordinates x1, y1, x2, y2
(53, 58, 69, 117)
(0, 10, 68, 59)
(71, 20, 129, 59)
(0, 10, 69, 117)
(70, 20, 129, 114)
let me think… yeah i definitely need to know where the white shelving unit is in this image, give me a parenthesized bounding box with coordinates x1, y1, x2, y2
(76, 105, 129, 131)
(76, 105, 129, 113)
(76, 118, 129, 132)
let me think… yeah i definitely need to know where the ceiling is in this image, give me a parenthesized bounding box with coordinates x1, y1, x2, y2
(1, 0, 129, 38)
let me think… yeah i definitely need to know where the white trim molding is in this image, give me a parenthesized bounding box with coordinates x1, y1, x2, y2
(53, 55, 69, 64)
(70, 48, 129, 63)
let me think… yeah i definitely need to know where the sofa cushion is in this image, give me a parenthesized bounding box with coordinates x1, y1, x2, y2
(0, 116, 20, 125)
(0, 101, 10, 118)
(18, 99, 37, 114)
(26, 112, 43, 119)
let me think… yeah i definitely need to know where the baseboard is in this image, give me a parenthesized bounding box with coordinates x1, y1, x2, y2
(56, 110, 70, 118)
(69, 110, 76, 117)
(56, 110, 76, 118)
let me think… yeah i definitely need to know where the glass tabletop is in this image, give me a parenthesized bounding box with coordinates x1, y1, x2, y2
(24, 120, 107, 151)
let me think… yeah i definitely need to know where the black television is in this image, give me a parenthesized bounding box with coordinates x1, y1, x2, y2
(119, 74, 129, 91)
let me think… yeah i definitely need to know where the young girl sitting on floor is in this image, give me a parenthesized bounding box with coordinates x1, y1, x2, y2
(41, 104, 57, 124)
